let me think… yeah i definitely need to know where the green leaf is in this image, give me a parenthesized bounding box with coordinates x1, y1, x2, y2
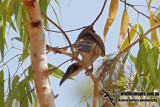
(3, 13, 7, 47)
(131, 74, 138, 91)
(146, 80, 153, 91)
(34, 93, 38, 107)
(129, 54, 136, 64)
(137, 23, 150, 70)
(6, 0, 15, 21)
(12, 76, 19, 89)
(8, 72, 13, 107)
(18, 79, 28, 107)
(158, 64, 160, 81)
(120, 24, 137, 50)
(118, 51, 129, 84)
(16, 4, 22, 32)
(11, 37, 22, 42)
(137, 24, 143, 36)
(25, 79, 32, 104)
(20, 44, 29, 62)
(28, 65, 33, 82)
(39, 0, 50, 28)
(122, 51, 129, 64)
(0, 16, 3, 28)
(8, 17, 17, 32)
(48, 63, 64, 77)
(142, 78, 147, 91)
(0, 3, 4, 15)
(135, 38, 150, 90)
(149, 0, 152, 8)
(0, 22, 4, 60)
(50, 5, 61, 27)
(12, 76, 19, 101)
(148, 47, 159, 89)
(87, 102, 91, 107)
(55, 0, 59, 6)
(0, 70, 4, 107)
(135, 47, 143, 89)
(48, 63, 75, 80)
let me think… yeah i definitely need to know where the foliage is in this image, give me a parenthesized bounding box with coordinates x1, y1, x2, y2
(0, 0, 160, 106)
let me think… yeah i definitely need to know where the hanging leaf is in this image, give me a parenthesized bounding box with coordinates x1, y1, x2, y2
(48, 63, 75, 80)
(50, 5, 61, 27)
(103, 0, 118, 42)
(16, 4, 22, 32)
(148, 47, 160, 89)
(39, 0, 50, 28)
(120, 24, 137, 50)
(131, 74, 138, 91)
(137, 24, 143, 36)
(135, 47, 143, 89)
(0, 70, 4, 107)
(117, 10, 129, 49)
(149, 10, 159, 46)
(87, 102, 91, 107)
(149, 0, 152, 7)
(0, 20, 4, 60)
(55, 0, 59, 6)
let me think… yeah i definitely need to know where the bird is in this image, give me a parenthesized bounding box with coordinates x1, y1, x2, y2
(59, 26, 105, 86)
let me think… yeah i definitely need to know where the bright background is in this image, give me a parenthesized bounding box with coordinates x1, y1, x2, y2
(1, 0, 160, 106)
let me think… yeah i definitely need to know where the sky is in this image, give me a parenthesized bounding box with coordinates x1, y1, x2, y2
(1, 0, 160, 107)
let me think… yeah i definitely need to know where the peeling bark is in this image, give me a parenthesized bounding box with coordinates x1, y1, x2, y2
(22, 0, 56, 106)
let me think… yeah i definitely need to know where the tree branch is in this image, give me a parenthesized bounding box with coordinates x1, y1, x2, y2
(41, 11, 74, 55)
(23, 0, 56, 106)
(120, 0, 149, 19)
(45, 26, 87, 33)
(91, 0, 107, 26)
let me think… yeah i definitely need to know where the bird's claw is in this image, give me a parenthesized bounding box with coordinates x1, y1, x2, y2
(85, 64, 93, 76)
(71, 56, 76, 62)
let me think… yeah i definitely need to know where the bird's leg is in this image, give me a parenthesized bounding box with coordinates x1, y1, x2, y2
(85, 63, 94, 76)
(71, 51, 79, 61)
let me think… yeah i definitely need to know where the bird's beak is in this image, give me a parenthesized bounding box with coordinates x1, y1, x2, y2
(59, 74, 68, 86)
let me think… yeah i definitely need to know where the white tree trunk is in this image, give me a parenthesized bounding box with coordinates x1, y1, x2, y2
(22, 0, 56, 106)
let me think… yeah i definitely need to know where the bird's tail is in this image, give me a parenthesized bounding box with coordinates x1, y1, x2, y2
(59, 62, 83, 86)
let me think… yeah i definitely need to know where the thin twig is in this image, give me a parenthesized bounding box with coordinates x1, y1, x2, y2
(91, 0, 107, 26)
(41, 11, 74, 55)
(134, 5, 160, 10)
(120, 0, 149, 19)
(125, 0, 127, 10)
(0, 54, 21, 68)
(47, 44, 74, 50)
(49, 59, 71, 74)
(45, 26, 87, 33)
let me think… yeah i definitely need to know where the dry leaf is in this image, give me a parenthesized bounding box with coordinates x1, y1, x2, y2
(149, 10, 159, 44)
(103, 0, 118, 42)
(117, 10, 129, 49)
